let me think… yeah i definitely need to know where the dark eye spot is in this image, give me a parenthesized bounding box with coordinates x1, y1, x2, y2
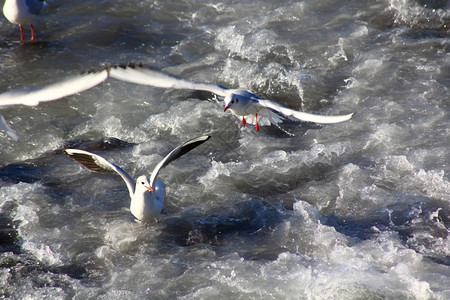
(141, 182, 145, 185)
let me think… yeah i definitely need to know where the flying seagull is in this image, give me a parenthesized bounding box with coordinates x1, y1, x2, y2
(0, 64, 353, 138)
(3, 0, 47, 41)
(65, 135, 210, 223)
(108, 65, 354, 131)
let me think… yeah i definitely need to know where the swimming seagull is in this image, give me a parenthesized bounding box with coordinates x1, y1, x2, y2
(108, 65, 354, 131)
(65, 135, 210, 223)
(3, 0, 48, 41)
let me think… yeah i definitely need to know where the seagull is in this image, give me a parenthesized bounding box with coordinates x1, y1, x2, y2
(3, 0, 47, 41)
(64, 135, 210, 224)
(107, 65, 354, 132)
(0, 64, 353, 139)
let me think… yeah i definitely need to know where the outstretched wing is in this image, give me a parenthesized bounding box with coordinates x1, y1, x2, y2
(0, 70, 109, 107)
(109, 65, 229, 97)
(149, 135, 210, 188)
(257, 99, 354, 124)
(64, 149, 135, 199)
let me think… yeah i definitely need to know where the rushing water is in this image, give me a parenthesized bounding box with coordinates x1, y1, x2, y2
(0, 0, 449, 299)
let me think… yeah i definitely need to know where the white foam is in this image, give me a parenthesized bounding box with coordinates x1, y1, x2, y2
(0, 0, 449, 298)
(388, 0, 450, 28)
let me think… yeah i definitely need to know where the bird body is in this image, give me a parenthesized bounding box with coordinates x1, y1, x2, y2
(224, 89, 261, 116)
(3, 0, 47, 41)
(64, 135, 210, 223)
(130, 177, 164, 222)
(222, 89, 282, 130)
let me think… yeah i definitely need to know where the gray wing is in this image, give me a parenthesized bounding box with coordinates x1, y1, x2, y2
(0, 70, 108, 107)
(149, 135, 210, 188)
(109, 65, 229, 97)
(64, 149, 135, 199)
(257, 99, 354, 124)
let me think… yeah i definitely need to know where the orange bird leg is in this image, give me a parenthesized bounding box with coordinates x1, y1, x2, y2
(255, 113, 259, 131)
(30, 25, 36, 41)
(19, 25, 24, 41)
(241, 117, 246, 127)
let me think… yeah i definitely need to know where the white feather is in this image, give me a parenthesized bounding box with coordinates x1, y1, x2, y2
(109, 65, 228, 97)
(243, 108, 284, 126)
(257, 99, 354, 124)
(0, 70, 108, 107)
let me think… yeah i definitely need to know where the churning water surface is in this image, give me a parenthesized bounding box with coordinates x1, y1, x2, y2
(0, 0, 449, 299)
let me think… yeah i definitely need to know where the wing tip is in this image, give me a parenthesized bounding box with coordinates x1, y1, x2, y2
(64, 148, 114, 173)
(179, 135, 211, 149)
(325, 112, 355, 123)
(64, 148, 81, 156)
(109, 62, 146, 71)
(184, 135, 211, 147)
(82, 67, 109, 76)
(195, 135, 211, 142)
(342, 112, 355, 121)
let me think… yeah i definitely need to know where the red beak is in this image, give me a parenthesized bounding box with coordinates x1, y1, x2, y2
(145, 186, 154, 193)
(224, 106, 229, 112)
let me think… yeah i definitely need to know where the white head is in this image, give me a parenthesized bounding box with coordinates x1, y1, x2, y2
(135, 175, 153, 194)
(223, 90, 258, 114)
(224, 91, 242, 112)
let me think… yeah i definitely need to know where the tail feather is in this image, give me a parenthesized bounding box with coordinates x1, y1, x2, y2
(243, 108, 284, 126)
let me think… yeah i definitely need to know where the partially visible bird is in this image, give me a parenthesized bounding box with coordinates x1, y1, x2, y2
(65, 135, 211, 224)
(3, 0, 47, 41)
